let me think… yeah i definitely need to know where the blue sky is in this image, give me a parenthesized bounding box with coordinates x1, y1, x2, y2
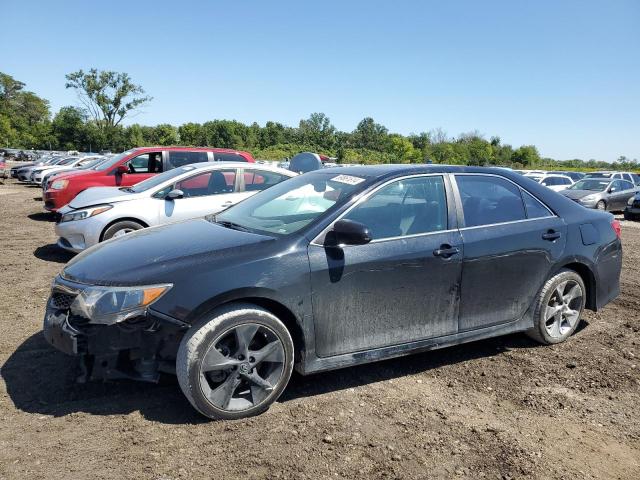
(2, 0, 638, 161)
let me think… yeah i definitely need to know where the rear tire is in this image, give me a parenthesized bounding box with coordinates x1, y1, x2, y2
(176, 303, 294, 420)
(526, 269, 586, 345)
(102, 220, 144, 241)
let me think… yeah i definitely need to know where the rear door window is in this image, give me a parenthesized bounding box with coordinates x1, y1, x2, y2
(619, 180, 634, 191)
(168, 151, 208, 168)
(175, 169, 237, 197)
(243, 169, 290, 192)
(456, 175, 526, 227)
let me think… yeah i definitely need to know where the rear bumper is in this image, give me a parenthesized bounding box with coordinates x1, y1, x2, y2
(594, 238, 622, 310)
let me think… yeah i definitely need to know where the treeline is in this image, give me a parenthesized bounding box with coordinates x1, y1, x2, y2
(1, 71, 637, 171)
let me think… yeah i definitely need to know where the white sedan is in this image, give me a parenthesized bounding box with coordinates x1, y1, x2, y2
(524, 173, 574, 192)
(55, 162, 296, 252)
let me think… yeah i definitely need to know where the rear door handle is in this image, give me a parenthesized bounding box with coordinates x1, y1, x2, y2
(433, 245, 460, 258)
(542, 230, 561, 241)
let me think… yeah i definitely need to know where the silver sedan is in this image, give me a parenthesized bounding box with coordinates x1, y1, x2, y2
(55, 162, 296, 252)
(561, 178, 638, 211)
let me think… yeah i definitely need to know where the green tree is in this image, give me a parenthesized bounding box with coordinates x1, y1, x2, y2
(151, 124, 179, 145)
(178, 122, 204, 146)
(52, 106, 87, 150)
(511, 145, 541, 167)
(298, 112, 336, 150)
(351, 117, 388, 151)
(65, 69, 152, 136)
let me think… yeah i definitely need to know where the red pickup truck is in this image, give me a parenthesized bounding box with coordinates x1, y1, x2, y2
(43, 146, 254, 212)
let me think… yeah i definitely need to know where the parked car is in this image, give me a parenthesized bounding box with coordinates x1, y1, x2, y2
(55, 162, 296, 252)
(43, 147, 255, 212)
(9, 153, 63, 177)
(27, 156, 82, 183)
(0, 159, 7, 179)
(41, 157, 108, 190)
(43, 165, 622, 419)
(624, 192, 640, 220)
(524, 173, 574, 192)
(30, 156, 102, 185)
(16, 156, 70, 181)
(551, 171, 585, 182)
(585, 171, 640, 185)
(515, 169, 547, 176)
(561, 177, 638, 211)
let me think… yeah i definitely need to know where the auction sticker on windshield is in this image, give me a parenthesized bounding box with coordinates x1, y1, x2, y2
(331, 174, 365, 185)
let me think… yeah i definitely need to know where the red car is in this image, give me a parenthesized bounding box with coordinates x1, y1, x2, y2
(43, 147, 254, 212)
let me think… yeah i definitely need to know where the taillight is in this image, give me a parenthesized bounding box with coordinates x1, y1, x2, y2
(611, 219, 621, 238)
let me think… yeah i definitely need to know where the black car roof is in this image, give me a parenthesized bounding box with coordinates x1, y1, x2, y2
(320, 164, 514, 178)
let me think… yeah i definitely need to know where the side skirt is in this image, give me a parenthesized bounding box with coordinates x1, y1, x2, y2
(296, 316, 532, 375)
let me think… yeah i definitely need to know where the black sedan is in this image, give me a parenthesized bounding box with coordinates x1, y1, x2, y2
(43, 165, 623, 419)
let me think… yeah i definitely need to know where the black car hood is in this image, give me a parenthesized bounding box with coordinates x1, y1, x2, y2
(561, 189, 598, 200)
(62, 218, 275, 286)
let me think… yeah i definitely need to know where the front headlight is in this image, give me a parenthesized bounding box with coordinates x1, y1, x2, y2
(70, 284, 172, 324)
(51, 179, 68, 190)
(629, 196, 636, 206)
(60, 205, 113, 223)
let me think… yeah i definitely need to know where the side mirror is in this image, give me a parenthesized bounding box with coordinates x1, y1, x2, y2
(608, 187, 616, 193)
(165, 189, 184, 200)
(115, 165, 128, 175)
(325, 219, 372, 247)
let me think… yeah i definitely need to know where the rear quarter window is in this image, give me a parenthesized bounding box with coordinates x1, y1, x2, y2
(215, 152, 248, 162)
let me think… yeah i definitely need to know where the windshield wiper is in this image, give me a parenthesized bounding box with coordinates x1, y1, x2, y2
(214, 219, 251, 233)
(119, 187, 135, 193)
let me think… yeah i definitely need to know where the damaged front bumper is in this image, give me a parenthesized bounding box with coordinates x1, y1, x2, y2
(42, 279, 187, 383)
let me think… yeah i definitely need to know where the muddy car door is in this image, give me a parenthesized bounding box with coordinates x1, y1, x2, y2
(308, 174, 462, 357)
(453, 174, 567, 331)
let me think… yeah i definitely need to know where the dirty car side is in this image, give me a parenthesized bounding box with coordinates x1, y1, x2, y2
(46, 165, 622, 384)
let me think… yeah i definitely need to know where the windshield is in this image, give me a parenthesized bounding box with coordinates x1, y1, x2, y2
(569, 179, 610, 191)
(127, 165, 200, 193)
(215, 171, 370, 235)
(94, 150, 135, 171)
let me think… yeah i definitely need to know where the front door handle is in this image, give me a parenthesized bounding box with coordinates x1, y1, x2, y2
(542, 230, 561, 241)
(433, 244, 460, 258)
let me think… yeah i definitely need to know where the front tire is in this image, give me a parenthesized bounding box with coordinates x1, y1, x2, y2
(102, 220, 144, 241)
(596, 200, 606, 211)
(526, 269, 586, 345)
(624, 210, 636, 221)
(176, 303, 294, 420)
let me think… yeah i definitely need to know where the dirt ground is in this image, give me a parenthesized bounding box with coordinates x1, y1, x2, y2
(0, 177, 638, 480)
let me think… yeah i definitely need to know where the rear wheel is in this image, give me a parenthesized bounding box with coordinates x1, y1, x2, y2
(527, 269, 586, 345)
(177, 304, 294, 420)
(596, 200, 606, 211)
(102, 220, 144, 241)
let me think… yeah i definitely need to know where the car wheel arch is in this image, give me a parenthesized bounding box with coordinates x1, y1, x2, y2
(553, 261, 597, 311)
(186, 292, 306, 364)
(99, 217, 149, 241)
